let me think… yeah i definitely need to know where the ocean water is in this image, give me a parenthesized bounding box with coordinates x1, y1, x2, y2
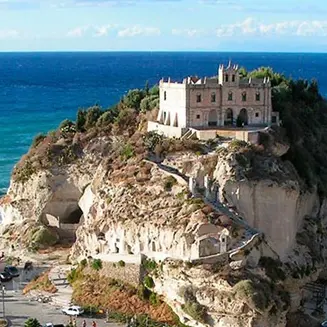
(1, 51, 327, 195)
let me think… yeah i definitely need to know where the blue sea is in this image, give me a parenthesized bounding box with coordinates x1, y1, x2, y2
(1, 51, 327, 195)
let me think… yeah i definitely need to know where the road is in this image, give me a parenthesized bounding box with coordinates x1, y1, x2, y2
(1, 278, 122, 327)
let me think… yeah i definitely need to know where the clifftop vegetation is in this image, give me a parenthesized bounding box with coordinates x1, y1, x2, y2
(13, 68, 327, 197)
(241, 66, 327, 195)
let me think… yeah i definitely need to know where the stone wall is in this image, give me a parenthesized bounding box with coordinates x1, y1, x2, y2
(101, 261, 142, 287)
(147, 121, 186, 138)
(85, 261, 142, 288)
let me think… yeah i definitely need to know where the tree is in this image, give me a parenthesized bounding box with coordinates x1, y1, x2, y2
(123, 89, 145, 111)
(238, 67, 247, 78)
(144, 80, 150, 95)
(84, 106, 102, 130)
(24, 318, 42, 327)
(76, 109, 86, 132)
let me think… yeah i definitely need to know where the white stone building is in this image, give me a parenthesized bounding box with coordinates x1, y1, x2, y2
(148, 62, 280, 139)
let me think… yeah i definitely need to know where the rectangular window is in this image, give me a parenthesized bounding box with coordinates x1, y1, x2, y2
(163, 112, 167, 121)
(225, 74, 229, 82)
(255, 112, 259, 117)
(211, 93, 216, 103)
(196, 114, 200, 119)
(232, 75, 235, 82)
(272, 116, 277, 123)
(256, 92, 260, 101)
(228, 92, 233, 101)
(196, 94, 202, 103)
(242, 92, 247, 101)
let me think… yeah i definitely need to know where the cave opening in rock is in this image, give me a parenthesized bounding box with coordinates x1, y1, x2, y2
(61, 206, 83, 224)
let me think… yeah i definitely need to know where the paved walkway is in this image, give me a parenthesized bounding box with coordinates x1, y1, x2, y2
(48, 265, 73, 307)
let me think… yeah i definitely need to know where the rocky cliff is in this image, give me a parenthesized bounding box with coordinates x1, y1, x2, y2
(1, 78, 327, 327)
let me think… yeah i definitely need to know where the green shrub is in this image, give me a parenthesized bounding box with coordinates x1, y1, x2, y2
(120, 143, 134, 161)
(142, 259, 157, 272)
(140, 95, 159, 113)
(31, 227, 58, 247)
(143, 131, 163, 151)
(163, 175, 177, 191)
(233, 279, 271, 312)
(84, 106, 102, 129)
(96, 109, 118, 127)
(91, 258, 103, 271)
(182, 301, 206, 323)
(144, 276, 154, 289)
(67, 266, 83, 285)
(123, 89, 145, 110)
(259, 257, 286, 281)
(149, 292, 160, 306)
(32, 133, 46, 148)
(59, 119, 76, 134)
(137, 284, 151, 300)
(80, 259, 87, 267)
(118, 260, 125, 267)
(228, 139, 248, 151)
(76, 109, 86, 131)
(24, 318, 41, 327)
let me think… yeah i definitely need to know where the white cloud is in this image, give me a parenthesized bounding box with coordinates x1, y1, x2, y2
(0, 29, 19, 39)
(66, 26, 89, 37)
(215, 18, 327, 37)
(171, 28, 204, 37)
(93, 24, 113, 37)
(118, 26, 161, 37)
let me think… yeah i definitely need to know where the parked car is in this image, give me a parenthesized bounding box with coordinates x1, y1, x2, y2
(321, 321, 327, 327)
(0, 271, 12, 282)
(61, 305, 84, 316)
(4, 265, 19, 277)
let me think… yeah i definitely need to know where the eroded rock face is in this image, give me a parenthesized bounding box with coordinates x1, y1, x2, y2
(2, 136, 327, 327)
(154, 260, 288, 327)
(0, 161, 94, 226)
(71, 162, 240, 262)
(164, 150, 319, 260)
(222, 181, 318, 259)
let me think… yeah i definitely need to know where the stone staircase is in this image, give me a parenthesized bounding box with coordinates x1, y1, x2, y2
(48, 265, 73, 307)
(181, 129, 196, 140)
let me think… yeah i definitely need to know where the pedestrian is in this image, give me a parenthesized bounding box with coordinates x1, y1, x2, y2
(82, 320, 87, 327)
(73, 317, 77, 327)
(92, 321, 96, 327)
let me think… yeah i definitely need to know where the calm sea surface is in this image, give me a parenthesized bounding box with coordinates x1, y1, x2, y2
(1, 52, 327, 194)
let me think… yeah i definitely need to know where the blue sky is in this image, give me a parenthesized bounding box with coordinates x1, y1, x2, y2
(1, 0, 327, 51)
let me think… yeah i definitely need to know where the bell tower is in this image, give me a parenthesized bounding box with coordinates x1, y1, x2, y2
(218, 60, 240, 86)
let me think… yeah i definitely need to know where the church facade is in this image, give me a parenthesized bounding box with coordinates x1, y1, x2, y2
(148, 62, 279, 139)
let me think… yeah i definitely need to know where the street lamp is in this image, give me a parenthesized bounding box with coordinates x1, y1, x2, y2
(2, 285, 5, 318)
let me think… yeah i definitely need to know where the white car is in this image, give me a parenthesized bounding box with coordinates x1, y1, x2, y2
(61, 305, 84, 316)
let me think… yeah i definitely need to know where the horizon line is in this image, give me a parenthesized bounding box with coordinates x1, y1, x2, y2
(0, 50, 326, 54)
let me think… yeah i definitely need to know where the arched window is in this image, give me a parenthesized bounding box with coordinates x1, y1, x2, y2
(211, 93, 216, 103)
(196, 93, 202, 103)
(242, 92, 247, 102)
(225, 74, 229, 82)
(256, 92, 260, 101)
(228, 91, 233, 101)
(164, 91, 167, 101)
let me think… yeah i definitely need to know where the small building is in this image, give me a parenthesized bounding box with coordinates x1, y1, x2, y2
(148, 61, 280, 139)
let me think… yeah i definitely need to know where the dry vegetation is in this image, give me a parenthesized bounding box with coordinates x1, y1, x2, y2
(23, 271, 57, 295)
(71, 272, 176, 324)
